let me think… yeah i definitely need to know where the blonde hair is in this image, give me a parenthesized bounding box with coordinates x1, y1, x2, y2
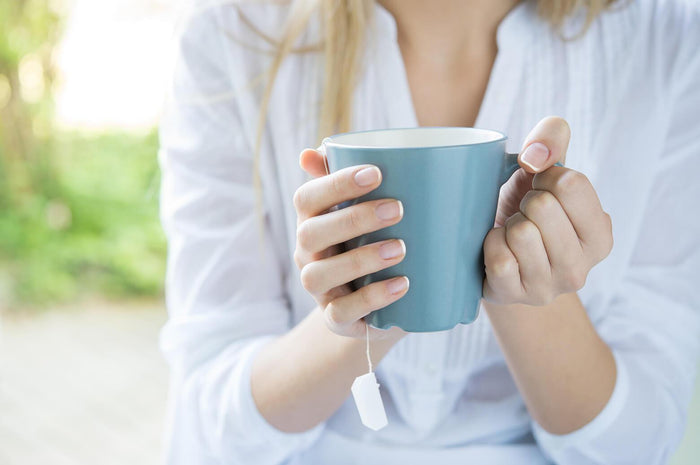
(248, 0, 618, 244)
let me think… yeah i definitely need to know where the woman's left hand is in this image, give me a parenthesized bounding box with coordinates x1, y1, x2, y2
(483, 116, 614, 306)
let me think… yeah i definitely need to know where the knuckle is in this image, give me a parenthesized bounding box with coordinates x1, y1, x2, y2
(293, 248, 305, 269)
(483, 228, 501, 249)
(296, 220, 314, 250)
(348, 249, 366, 276)
(588, 212, 614, 264)
(346, 206, 364, 232)
(554, 170, 588, 193)
(604, 235, 614, 257)
(359, 284, 379, 310)
(523, 191, 557, 217)
(602, 212, 613, 232)
(604, 211, 613, 227)
(331, 172, 346, 197)
(483, 227, 497, 243)
(561, 268, 587, 292)
(292, 186, 306, 212)
(487, 253, 517, 279)
(597, 238, 614, 263)
(507, 219, 539, 246)
(299, 263, 321, 294)
(324, 302, 346, 331)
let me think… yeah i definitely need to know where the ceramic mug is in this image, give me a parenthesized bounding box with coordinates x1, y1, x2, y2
(322, 127, 534, 333)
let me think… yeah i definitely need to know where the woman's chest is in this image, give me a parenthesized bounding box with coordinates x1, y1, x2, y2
(281, 19, 663, 327)
(401, 48, 496, 128)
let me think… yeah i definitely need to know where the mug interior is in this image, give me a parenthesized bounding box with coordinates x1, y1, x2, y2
(324, 127, 505, 149)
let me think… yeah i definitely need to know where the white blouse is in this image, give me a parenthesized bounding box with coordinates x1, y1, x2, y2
(157, 0, 700, 464)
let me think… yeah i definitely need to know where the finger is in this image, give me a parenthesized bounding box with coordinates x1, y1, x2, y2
(519, 190, 586, 288)
(293, 164, 382, 221)
(324, 276, 410, 336)
(495, 167, 534, 227)
(293, 240, 341, 271)
(483, 227, 522, 304)
(297, 199, 403, 254)
(532, 167, 609, 255)
(504, 212, 553, 304)
(299, 148, 330, 178)
(518, 116, 571, 173)
(300, 239, 406, 295)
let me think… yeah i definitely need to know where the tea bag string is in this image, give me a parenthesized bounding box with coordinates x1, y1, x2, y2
(366, 321, 373, 373)
(319, 146, 373, 375)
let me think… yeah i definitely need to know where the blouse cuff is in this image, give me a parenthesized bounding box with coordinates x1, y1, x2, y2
(234, 335, 326, 450)
(531, 349, 629, 453)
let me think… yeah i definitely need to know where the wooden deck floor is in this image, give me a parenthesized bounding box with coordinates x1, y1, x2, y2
(0, 301, 697, 464)
(0, 302, 168, 465)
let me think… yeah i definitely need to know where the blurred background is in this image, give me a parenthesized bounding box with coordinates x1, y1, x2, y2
(0, 0, 697, 464)
(0, 0, 170, 463)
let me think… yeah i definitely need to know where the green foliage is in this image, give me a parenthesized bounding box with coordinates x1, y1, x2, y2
(0, 130, 165, 309)
(0, 0, 60, 71)
(0, 1, 166, 310)
(0, 1, 166, 309)
(0, 0, 61, 192)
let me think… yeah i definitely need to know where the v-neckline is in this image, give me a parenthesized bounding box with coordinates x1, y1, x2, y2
(372, 0, 535, 131)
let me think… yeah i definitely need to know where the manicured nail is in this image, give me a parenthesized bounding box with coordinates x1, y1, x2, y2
(387, 276, 409, 295)
(379, 239, 406, 259)
(354, 166, 380, 186)
(375, 200, 403, 220)
(520, 142, 550, 172)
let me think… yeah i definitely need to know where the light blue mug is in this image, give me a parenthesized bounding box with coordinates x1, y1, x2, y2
(322, 127, 526, 333)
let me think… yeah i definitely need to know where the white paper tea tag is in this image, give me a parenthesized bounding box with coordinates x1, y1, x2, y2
(351, 371, 388, 431)
(319, 155, 388, 432)
(351, 322, 388, 431)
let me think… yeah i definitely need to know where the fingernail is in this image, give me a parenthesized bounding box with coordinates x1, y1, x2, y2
(387, 276, 409, 295)
(520, 142, 550, 172)
(379, 239, 406, 259)
(354, 166, 380, 186)
(375, 200, 403, 220)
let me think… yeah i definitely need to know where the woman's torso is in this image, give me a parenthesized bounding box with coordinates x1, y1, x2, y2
(214, 0, 679, 460)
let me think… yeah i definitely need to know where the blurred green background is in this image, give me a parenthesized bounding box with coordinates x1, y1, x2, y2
(0, 1, 172, 463)
(0, 0, 165, 311)
(0, 0, 697, 464)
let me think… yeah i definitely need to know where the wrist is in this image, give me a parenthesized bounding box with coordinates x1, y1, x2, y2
(481, 293, 583, 336)
(481, 298, 513, 313)
(481, 298, 528, 321)
(481, 292, 578, 317)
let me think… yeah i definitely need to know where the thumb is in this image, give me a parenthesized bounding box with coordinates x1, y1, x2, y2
(518, 116, 571, 174)
(299, 148, 330, 178)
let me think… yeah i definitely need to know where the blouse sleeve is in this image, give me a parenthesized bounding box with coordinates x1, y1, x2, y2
(158, 5, 324, 464)
(531, 3, 700, 463)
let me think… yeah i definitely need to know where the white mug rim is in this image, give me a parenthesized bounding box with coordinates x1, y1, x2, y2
(321, 126, 507, 151)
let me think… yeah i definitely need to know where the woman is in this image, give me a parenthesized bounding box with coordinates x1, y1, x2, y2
(158, 0, 700, 463)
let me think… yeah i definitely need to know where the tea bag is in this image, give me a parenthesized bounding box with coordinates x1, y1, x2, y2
(351, 321, 388, 431)
(318, 146, 387, 431)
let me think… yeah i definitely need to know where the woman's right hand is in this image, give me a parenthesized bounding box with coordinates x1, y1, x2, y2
(293, 148, 410, 340)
